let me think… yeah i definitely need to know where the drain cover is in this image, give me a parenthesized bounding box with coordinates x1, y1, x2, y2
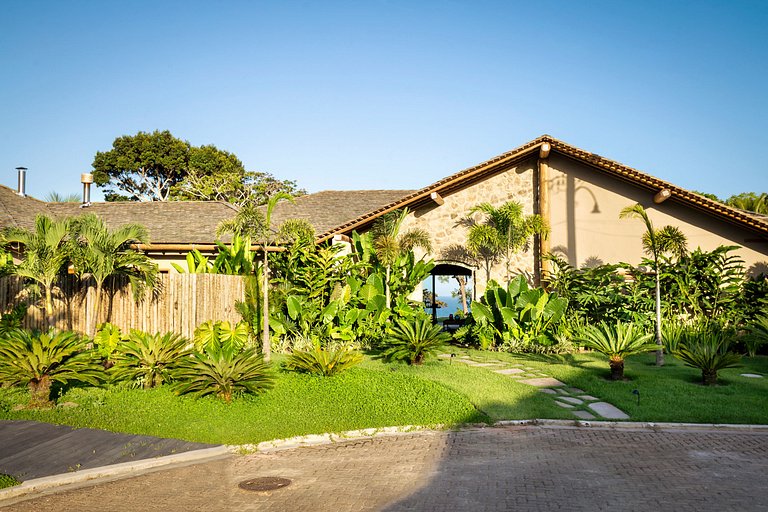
(239, 477, 292, 492)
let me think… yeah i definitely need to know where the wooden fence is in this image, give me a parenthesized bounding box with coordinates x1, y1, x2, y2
(0, 274, 247, 339)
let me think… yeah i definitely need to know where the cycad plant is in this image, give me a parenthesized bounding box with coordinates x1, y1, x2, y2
(0, 328, 103, 406)
(576, 321, 656, 380)
(383, 317, 450, 365)
(173, 343, 273, 403)
(110, 331, 189, 388)
(285, 338, 363, 376)
(673, 324, 742, 385)
(742, 315, 768, 357)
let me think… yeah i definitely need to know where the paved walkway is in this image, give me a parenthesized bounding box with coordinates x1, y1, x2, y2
(439, 353, 629, 420)
(0, 420, 218, 481)
(3, 425, 767, 511)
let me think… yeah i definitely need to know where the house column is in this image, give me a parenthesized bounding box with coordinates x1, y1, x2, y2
(538, 142, 551, 282)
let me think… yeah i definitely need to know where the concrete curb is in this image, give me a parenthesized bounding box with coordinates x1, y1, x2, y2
(0, 445, 231, 503)
(494, 419, 768, 432)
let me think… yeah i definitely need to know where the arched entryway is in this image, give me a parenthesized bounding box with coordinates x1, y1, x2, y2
(423, 261, 476, 323)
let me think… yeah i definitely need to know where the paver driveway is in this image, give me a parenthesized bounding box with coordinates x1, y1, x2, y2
(4, 425, 767, 511)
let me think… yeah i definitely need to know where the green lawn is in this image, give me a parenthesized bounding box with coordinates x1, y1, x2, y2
(0, 352, 765, 445)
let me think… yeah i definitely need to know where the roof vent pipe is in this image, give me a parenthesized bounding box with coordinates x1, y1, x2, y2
(15, 167, 27, 197)
(81, 173, 93, 207)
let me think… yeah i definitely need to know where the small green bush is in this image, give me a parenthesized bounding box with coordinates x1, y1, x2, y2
(673, 324, 742, 385)
(383, 318, 449, 365)
(0, 328, 103, 406)
(285, 341, 363, 376)
(0, 473, 20, 489)
(742, 315, 768, 357)
(110, 331, 190, 388)
(576, 321, 656, 380)
(173, 343, 273, 402)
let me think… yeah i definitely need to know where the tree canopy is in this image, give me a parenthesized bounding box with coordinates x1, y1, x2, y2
(93, 130, 303, 205)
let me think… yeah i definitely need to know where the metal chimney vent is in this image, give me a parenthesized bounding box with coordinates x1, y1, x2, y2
(15, 167, 27, 197)
(81, 173, 94, 207)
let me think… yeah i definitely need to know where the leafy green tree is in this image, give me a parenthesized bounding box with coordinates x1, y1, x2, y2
(69, 214, 158, 335)
(370, 208, 432, 309)
(620, 204, 688, 366)
(725, 192, 768, 214)
(93, 130, 190, 201)
(2, 215, 71, 327)
(466, 201, 547, 282)
(217, 193, 293, 362)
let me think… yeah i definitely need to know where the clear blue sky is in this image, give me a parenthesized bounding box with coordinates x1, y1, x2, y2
(1, 0, 766, 201)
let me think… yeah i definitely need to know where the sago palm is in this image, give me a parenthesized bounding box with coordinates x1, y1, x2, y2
(576, 321, 656, 380)
(173, 344, 273, 402)
(672, 325, 741, 386)
(69, 214, 157, 335)
(743, 315, 768, 357)
(620, 204, 687, 365)
(110, 331, 190, 388)
(2, 215, 70, 327)
(0, 328, 103, 406)
(285, 341, 364, 376)
(370, 208, 431, 308)
(384, 317, 450, 365)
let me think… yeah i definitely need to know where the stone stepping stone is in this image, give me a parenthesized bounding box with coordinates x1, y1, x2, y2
(554, 388, 570, 395)
(566, 387, 585, 394)
(519, 377, 565, 387)
(524, 367, 535, 370)
(469, 362, 503, 367)
(555, 401, 574, 409)
(740, 373, 764, 378)
(588, 402, 629, 420)
(572, 410, 596, 420)
(577, 395, 599, 402)
(556, 396, 583, 405)
(495, 368, 526, 375)
(538, 388, 558, 395)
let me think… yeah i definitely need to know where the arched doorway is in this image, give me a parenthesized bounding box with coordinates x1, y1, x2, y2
(423, 261, 476, 323)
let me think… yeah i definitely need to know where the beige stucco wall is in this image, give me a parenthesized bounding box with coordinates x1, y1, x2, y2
(547, 154, 768, 275)
(401, 157, 538, 294)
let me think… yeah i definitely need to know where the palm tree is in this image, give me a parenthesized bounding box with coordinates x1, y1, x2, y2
(726, 192, 768, 215)
(69, 214, 158, 335)
(217, 192, 293, 362)
(576, 321, 657, 380)
(2, 215, 71, 327)
(467, 201, 548, 283)
(620, 204, 688, 366)
(369, 208, 431, 309)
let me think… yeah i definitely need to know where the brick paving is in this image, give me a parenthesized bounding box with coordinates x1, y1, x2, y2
(4, 425, 767, 511)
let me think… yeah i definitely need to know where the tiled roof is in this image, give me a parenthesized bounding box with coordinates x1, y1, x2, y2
(268, 190, 414, 235)
(0, 185, 50, 231)
(45, 201, 239, 244)
(315, 135, 768, 241)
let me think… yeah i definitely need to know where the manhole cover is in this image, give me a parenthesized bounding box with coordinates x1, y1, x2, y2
(239, 477, 292, 492)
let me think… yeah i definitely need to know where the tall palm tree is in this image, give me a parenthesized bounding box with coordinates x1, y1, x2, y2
(620, 204, 688, 366)
(2, 215, 71, 327)
(467, 201, 548, 283)
(370, 208, 431, 309)
(69, 214, 158, 335)
(217, 192, 293, 362)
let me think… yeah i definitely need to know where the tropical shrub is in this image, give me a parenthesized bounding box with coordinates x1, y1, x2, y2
(576, 321, 656, 380)
(110, 331, 190, 388)
(383, 317, 449, 365)
(672, 324, 742, 386)
(173, 343, 273, 402)
(0, 474, 20, 489)
(0, 328, 103, 406)
(741, 315, 768, 357)
(0, 303, 28, 336)
(193, 320, 249, 352)
(468, 276, 568, 352)
(93, 322, 125, 363)
(285, 338, 363, 376)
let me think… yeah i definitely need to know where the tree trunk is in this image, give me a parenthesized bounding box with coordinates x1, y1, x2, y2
(654, 270, 665, 366)
(44, 285, 55, 329)
(609, 358, 625, 380)
(28, 375, 52, 407)
(262, 251, 271, 362)
(90, 281, 104, 337)
(385, 265, 391, 309)
(456, 276, 468, 314)
(702, 369, 718, 386)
